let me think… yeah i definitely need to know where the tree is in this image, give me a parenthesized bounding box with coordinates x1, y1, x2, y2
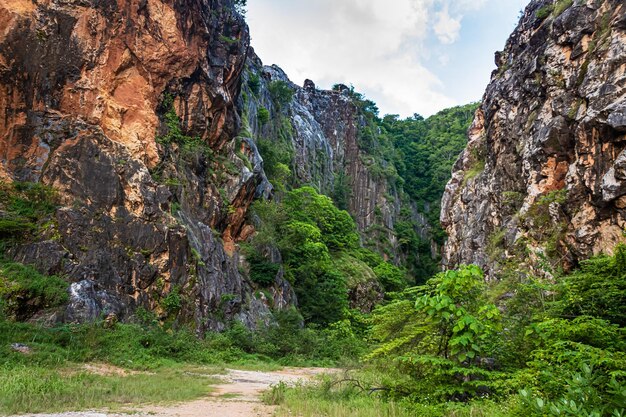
(283, 187, 359, 251)
(368, 265, 502, 401)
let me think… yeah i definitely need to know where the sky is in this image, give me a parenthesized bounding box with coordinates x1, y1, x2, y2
(246, 0, 529, 118)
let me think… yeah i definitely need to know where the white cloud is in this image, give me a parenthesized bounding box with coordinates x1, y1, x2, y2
(433, 6, 461, 44)
(246, 0, 489, 117)
(438, 53, 450, 66)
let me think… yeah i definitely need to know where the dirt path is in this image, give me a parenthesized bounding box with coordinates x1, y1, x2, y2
(13, 367, 335, 417)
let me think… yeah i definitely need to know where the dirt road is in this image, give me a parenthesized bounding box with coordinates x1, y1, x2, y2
(13, 367, 333, 417)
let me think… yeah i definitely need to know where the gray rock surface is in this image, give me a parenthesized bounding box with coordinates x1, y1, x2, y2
(441, 0, 626, 276)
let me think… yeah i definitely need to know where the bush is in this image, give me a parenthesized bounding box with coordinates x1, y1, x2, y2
(535, 4, 554, 19)
(0, 218, 36, 237)
(268, 80, 294, 110)
(283, 187, 360, 251)
(155, 94, 212, 159)
(243, 247, 280, 285)
(256, 136, 294, 185)
(373, 262, 406, 292)
(294, 263, 347, 325)
(0, 181, 59, 239)
(247, 72, 261, 94)
(552, 244, 626, 326)
(247, 187, 368, 325)
(161, 286, 182, 315)
(368, 265, 504, 401)
(518, 364, 626, 417)
(257, 107, 270, 125)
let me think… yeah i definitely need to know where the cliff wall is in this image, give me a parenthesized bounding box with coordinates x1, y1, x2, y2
(0, 0, 287, 331)
(441, 0, 626, 276)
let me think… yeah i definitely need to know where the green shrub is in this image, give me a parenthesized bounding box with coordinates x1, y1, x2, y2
(332, 253, 377, 288)
(247, 72, 261, 94)
(268, 80, 294, 110)
(368, 265, 504, 401)
(256, 133, 294, 186)
(373, 262, 406, 292)
(242, 247, 280, 285)
(0, 182, 59, 239)
(518, 364, 626, 417)
(282, 187, 360, 251)
(0, 218, 36, 237)
(552, 244, 626, 326)
(257, 107, 270, 125)
(293, 263, 347, 325)
(554, 0, 573, 17)
(155, 94, 212, 159)
(161, 286, 182, 315)
(463, 154, 486, 186)
(536, 4, 554, 19)
(263, 381, 287, 405)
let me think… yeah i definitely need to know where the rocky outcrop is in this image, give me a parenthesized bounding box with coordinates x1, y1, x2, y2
(0, 0, 291, 332)
(441, 0, 626, 276)
(239, 58, 430, 263)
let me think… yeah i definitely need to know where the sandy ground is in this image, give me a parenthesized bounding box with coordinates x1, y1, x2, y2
(12, 367, 335, 417)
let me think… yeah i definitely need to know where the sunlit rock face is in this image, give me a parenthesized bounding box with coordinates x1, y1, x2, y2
(0, 0, 288, 332)
(441, 0, 626, 277)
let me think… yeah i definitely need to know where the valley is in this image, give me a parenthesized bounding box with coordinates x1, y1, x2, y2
(0, 0, 624, 416)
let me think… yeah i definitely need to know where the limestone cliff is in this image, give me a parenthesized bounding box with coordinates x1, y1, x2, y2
(0, 0, 428, 328)
(0, 0, 291, 331)
(441, 0, 626, 277)
(239, 58, 430, 264)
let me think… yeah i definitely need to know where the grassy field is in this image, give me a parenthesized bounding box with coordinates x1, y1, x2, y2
(0, 319, 244, 415)
(0, 364, 221, 415)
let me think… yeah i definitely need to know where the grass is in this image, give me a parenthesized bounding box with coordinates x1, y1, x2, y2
(0, 181, 59, 239)
(462, 159, 485, 187)
(0, 314, 359, 414)
(273, 379, 515, 417)
(535, 4, 553, 20)
(272, 380, 412, 417)
(218, 393, 242, 399)
(535, 0, 573, 20)
(553, 0, 573, 16)
(0, 257, 68, 320)
(0, 319, 251, 415)
(0, 364, 219, 415)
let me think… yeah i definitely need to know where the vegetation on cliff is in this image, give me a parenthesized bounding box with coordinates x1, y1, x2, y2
(1, 181, 622, 415)
(244, 186, 405, 323)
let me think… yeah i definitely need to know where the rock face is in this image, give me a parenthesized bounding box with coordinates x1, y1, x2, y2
(441, 0, 626, 276)
(0, 0, 425, 327)
(0, 0, 288, 332)
(240, 59, 429, 262)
